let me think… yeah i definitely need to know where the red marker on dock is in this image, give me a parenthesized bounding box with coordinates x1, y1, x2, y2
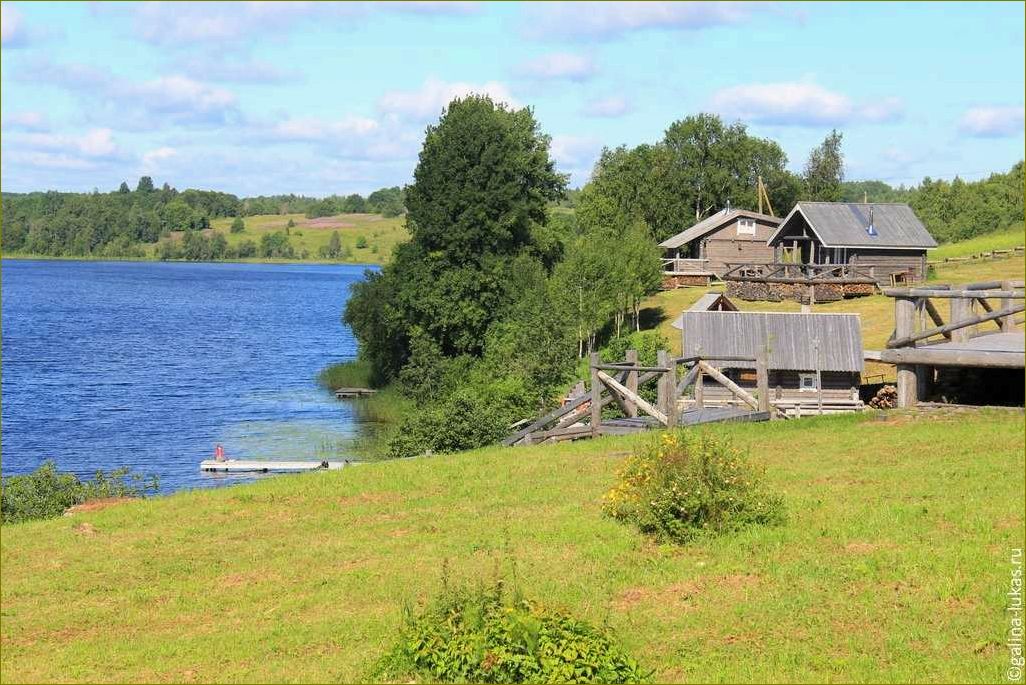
(214, 444, 225, 462)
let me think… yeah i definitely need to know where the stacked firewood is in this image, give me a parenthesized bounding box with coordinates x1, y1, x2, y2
(868, 385, 898, 409)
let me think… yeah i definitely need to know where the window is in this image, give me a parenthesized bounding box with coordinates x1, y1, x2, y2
(737, 218, 757, 235)
(799, 373, 818, 392)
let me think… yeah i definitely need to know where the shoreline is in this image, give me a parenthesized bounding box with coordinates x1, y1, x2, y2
(1, 253, 388, 267)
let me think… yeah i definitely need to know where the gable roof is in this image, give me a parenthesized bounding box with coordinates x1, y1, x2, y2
(768, 202, 937, 249)
(680, 311, 864, 372)
(670, 292, 738, 330)
(658, 208, 780, 249)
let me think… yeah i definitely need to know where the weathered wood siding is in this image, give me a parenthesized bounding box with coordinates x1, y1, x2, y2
(698, 369, 859, 402)
(849, 249, 928, 284)
(700, 218, 779, 275)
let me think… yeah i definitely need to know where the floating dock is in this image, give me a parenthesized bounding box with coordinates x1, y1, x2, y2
(335, 387, 377, 399)
(200, 459, 350, 473)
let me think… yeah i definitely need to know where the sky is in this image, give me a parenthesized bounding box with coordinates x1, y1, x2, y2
(1, 1, 1024, 197)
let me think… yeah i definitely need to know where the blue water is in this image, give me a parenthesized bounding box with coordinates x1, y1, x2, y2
(1, 259, 375, 492)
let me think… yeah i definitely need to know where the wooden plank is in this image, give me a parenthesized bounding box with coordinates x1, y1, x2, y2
(886, 304, 1024, 348)
(596, 370, 668, 426)
(625, 349, 638, 418)
(676, 363, 700, 396)
(922, 298, 950, 338)
(894, 296, 917, 407)
(883, 287, 1025, 299)
(659, 350, 678, 428)
(1001, 281, 1018, 333)
(590, 352, 602, 438)
(200, 460, 348, 472)
(877, 347, 1025, 368)
(594, 363, 670, 373)
(696, 361, 761, 412)
(755, 346, 770, 413)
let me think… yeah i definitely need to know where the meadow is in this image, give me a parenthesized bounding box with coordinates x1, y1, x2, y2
(1, 408, 1022, 682)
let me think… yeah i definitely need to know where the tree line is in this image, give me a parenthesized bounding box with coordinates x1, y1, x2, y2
(1, 180, 407, 258)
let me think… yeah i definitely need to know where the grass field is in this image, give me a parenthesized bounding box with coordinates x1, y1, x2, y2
(1, 409, 1022, 682)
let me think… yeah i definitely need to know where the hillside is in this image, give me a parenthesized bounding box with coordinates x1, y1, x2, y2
(1, 409, 1021, 682)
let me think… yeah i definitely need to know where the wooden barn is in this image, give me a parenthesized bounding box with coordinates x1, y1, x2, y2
(766, 202, 937, 285)
(680, 310, 865, 415)
(670, 291, 738, 331)
(659, 208, 780, 286)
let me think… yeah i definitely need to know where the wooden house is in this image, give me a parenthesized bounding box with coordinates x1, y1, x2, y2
(659, 209, 780, 286)
(766, 202, 937, 285)
(680, 310, 865, 415)
(669, 291, 738, 331)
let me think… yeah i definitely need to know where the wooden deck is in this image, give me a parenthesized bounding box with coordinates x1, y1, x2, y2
(200, 459, 351, 473)
(870, 331, 1025, 368)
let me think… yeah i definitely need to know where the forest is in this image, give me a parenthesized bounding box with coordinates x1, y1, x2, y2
(0, 181, 405, 258)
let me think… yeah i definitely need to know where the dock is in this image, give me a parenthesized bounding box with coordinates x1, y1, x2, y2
(200, 459, 350, 473)
(335, 387, 376, 399)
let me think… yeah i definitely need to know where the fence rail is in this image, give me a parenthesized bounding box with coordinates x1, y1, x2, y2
(662, 257, 711, 274)
(721, 262, 876, 283)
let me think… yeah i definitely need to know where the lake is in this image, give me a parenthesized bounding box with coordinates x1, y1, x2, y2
(1, 259, 375, 492)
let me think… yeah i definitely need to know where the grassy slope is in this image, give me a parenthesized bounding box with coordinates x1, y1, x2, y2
(645, 228, 1025, 379)
(1, 410, 1022, 682)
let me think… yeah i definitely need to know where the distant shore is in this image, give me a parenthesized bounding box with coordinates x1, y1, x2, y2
(0, 253, 387, 267)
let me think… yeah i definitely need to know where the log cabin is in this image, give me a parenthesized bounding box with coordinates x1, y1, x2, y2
(659, 208, 781, 286)
(766, 202, 937, 285)
(680, 310, 865, 415)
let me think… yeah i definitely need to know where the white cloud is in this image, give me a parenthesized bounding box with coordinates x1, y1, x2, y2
(387, 1, 480, 15)
(958, 106, 1025, 138)
(141, 146, 178, 171)
(175, 54, 298, 84)
(581, 95, 632, 118)
(269, 116, 380, 141)
(377, 78, 519, 121)
(708, 81, 904, 126)
(18, 128, 121, 159)
(517, 52, 597, 81)
(21, 60, 240, 129)
(1, 4, 28, 47)
(1, 111, 49, 131)
(523, 1, 758, 40)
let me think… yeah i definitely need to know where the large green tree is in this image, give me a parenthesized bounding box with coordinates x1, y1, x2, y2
(345, 95, 566, 380)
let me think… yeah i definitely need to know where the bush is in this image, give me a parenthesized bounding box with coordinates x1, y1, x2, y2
(317, 359, 374, 390)
(230, 217, 245, 233)
(355, 235, 368, 249)
(1, 461, 159, 524)
(603, 431, 785, 544)
(376, 576, 646, 683)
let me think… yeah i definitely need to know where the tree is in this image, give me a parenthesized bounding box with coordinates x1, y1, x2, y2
(230, 217, 245, 233)
(345, 95, 566, 381)
(136, 176, 155, 193)
(118, 181, 130, 194)
(803, 130, 844, 201)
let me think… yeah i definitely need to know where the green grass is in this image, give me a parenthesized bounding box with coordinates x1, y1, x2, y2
(931, 226, 1025, 260)
(1, 410, 1021, 682)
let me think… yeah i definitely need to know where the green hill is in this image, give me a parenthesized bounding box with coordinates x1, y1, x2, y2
(2, 410, 1022, 682)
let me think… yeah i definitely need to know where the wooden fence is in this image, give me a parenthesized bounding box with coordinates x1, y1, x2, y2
(871, 279, 1026, 407)
(927, 245, 1025, 267)
(504, 349, 780, 446)
(721, 262, 876, 284)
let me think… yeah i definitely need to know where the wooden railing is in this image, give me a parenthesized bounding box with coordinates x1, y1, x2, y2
(721, 262, 876, 283)
(662, 257, 711, 274)
(872, 279, 1026, 407)
(503, 349, 783, 446)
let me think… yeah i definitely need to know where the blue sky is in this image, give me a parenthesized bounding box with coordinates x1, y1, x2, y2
(1, 1, 1023, 197)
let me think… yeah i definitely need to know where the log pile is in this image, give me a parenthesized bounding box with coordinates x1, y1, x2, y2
(868, 385, 898, 409)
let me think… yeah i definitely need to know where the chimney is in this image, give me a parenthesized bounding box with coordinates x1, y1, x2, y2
(866, 205, 878, 237)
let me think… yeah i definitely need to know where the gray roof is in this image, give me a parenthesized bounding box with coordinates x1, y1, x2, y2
(769, 202, 937, 249)
(680, 311, 864, 372)
(659, 209, 780, 249)
(670, 292, 738, 329)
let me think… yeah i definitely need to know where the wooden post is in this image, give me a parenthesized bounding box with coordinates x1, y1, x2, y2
(589, 352, 601, 437)
(755, 345, 770, 414)
(813, 338, 823, 415)
(950, 295, 973, 343)
(658, 350, 678, 428)
(656, 350, 669, 420)
(694, 367, 704, 408)
(625, 349, 638, 418)
(1001, 280, 1016, 332)
(895, 296, 917, 407)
